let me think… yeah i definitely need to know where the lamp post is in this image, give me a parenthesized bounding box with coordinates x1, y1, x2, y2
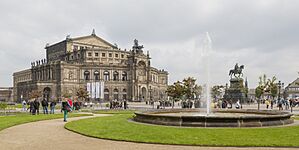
(278, 81, 282, 101)
(149, 87, 153, 109)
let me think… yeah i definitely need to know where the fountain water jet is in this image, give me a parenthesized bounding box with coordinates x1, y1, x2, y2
(202, 32, 212, 115)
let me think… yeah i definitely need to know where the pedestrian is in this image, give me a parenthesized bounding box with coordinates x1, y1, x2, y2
(284, 98, 289, 110)
(50, 100, 56, 114)
(270, 100, 274, 109)
(110, 100, 113, 109)
(22, 100, 27, 111)
(265, 99, 270, 109)
(35, 99, 40, 115)
(278, 99, 283, 111)
(27, 99, 33, 113)
(41, 99, 49, 114)
(61, 98, 73, 122)
(33, 99, 40, 115)
(124, 99, 127, 109)
(235, 100, 241, 109)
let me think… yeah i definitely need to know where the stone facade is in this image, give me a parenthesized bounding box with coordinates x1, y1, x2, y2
(285, 76, 299, 98)
(0, 87, 13, 102)
(13, 31, 168, 102)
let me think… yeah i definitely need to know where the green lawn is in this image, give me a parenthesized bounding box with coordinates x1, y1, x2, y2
(92, 109, 135, 114)
(0, 113, 92, 131)
(65, 112, 299, 147)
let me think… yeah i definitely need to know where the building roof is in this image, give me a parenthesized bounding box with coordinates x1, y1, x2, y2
(286, 77, 299, 88)
(70, 34, 117, 49)
(46, 30, 117, 49)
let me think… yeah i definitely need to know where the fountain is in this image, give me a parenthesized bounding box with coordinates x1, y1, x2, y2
(133, 33, 294, 127)
(202, 32, 212, 115)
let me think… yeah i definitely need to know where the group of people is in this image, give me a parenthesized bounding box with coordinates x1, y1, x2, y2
(264, 98, 299, 110)
(213, 99, 241, 109)
(22, 99, 56, 115)
(109, 99, 128, 109)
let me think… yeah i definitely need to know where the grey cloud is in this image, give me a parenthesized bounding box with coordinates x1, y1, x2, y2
(0, 0, 299, 88)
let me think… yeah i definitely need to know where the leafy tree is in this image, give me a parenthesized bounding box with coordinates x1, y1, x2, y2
(255, 74, 268, 110)
(62, 91, 72, 99)
(29, 90, 42, 100)
(211, 85, 224, 102)
(166, 77, 202, 108)
(76, 87, 89, 102)
(255, 74, 278, 110)
(182, 77, 197, 100)
(255, 86, 263, 99)
(166, 81, 185, 101)
(268, 76, 278, 100)
(0, 102, 8, 115)
(193, 84, 202, 99)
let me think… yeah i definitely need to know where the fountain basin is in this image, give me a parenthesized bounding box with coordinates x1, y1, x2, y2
(133, 109, 294, 127)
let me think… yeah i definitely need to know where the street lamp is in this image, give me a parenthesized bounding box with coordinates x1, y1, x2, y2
(149, 86, 153, 109)
(278, 81, 282, 101)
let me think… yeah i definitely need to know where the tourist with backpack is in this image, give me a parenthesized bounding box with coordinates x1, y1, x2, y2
(61, 98, 73, 122)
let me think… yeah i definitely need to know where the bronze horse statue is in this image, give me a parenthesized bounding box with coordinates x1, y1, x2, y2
(229, 65, 244, 78)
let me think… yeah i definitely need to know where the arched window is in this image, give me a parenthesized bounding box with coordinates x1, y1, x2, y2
(94, 71, 100, 81)
(113, 88, 119, 100)
(104, 88, 109, 101)
(122, 89, 127, 100)
(84, 71, 90, 81)
(113, 71, 119, 81)
(104, 71, 110, 81)
(122, 72, 127, 81)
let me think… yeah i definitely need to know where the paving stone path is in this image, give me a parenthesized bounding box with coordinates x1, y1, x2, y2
(0, 114, 296, 150)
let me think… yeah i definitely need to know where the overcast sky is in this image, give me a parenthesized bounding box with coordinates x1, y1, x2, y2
(1, 0, 299, 88)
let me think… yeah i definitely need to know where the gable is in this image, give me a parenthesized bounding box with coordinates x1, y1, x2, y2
(71, 35, 116, 49)
(288, 78, 299, 88)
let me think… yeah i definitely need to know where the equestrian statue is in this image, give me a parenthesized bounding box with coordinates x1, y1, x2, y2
(229, 63, 244, 79)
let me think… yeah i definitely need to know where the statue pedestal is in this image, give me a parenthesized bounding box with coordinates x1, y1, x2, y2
(224, 78, 246, 104)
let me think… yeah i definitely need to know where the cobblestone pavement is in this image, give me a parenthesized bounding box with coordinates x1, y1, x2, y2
(0, 114, 298, 150)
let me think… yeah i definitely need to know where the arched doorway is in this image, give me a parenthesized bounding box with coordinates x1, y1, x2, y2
(43, 87, 51, 101)
(141, 87, 146, 101)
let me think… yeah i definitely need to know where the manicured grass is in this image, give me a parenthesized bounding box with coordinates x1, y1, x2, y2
(65, 112, 299, 147)
(0, 113, 92, 131)
(93, 109, 135, 114)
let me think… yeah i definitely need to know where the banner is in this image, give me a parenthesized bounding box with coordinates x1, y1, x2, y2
(91, 82, 96, 98)
(95, 82, 100, 98)
(100, 81, 104, 99)
(87, 82, 91, 98)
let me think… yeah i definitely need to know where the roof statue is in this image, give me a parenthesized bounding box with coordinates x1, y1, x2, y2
(91, 29, 96, 36)
(66, 34, 71, 40)
(132, 39, 144, 52)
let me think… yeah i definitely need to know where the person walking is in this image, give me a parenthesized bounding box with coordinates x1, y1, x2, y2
(124, 99, 127, 109)
(41, 99, 49, 114)
(22, 100, 27, 111)
(33, 99, 40, 115)
(265, 99, 270, 109)
(235, 100, 241, 109)
(27, 99, 33, 113)
(278, 99, 283, 111)
(61, 98, 73, 122)
(34, 99, 40, 115)
(50, 101, 56, 114)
